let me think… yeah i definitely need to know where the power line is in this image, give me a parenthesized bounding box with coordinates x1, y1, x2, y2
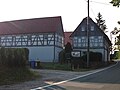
(90, 1, 110, 5)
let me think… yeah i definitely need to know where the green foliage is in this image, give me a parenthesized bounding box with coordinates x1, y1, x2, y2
(41, 62, 71, 71)
(0, 67, 39, 85)
(96, 12, 107, 32)
(59, 42, 73, 64)
(59, 49, 66, 64)
(110, 0, 120, 7)
(65, 42, 72, 53)
(81, 52, 102, 62)
(114, 51, 120, 59)
(0, 47, 29, 67)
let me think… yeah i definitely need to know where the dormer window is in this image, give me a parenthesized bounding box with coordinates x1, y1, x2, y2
(90, 26, 94, 31)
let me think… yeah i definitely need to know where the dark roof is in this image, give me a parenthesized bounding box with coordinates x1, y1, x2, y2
(70, 17, 112, 46)
(0, 16, 64, 35)
(64, 32, 72, 45)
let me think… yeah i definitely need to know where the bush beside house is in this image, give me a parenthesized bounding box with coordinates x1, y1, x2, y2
(0, 47, 38, 85)
(113, 51, 120, 59)
(59, 49, 103, 69)
(0, 47, 29, 67)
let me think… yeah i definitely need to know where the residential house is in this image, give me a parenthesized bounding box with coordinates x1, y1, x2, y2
(0, 16, 64, 62)
(70, 17, 112, 62)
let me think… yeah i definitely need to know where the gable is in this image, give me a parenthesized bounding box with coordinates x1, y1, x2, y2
(70, 17, 103, 37)
(70, 17, 111, 46)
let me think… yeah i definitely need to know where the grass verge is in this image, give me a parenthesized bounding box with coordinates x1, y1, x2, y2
(41, 63, 72, 71)
(40, 61, 116, 71)
(0, 67, 39, 85)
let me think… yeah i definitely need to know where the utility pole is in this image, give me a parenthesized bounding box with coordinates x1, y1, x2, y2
(87, 0, 90, 67)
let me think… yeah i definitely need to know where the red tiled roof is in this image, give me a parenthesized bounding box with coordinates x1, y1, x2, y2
(64, 32, 72, 45)
(0, 16, 63, 35)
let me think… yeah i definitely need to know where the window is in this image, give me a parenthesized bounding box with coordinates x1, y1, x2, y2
(94, 43, 98, 47)
(78, 38, 81, 42)
(81, 27, 85, 31)
(82, 43, 86, 47)
(90, 36, 94, 39)
(99, 43, 103, 47)
(74, 43, 77, 47)
(90, 26, 94, 31)
(90, 43, 93, 47)
(98, 36, 103, 42)
(78, 44, 81, 47)
(95, 39, 98, 42)
(82, 36, 85, 39)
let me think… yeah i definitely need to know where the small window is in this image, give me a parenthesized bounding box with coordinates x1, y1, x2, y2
(81, 36, 85, 39)
(78, 38, 81, 42)
(91, 26, 94, 31)
(90, 36, 94, 39)
(94, 43, 98, 47)
(81, 27, 85, 31)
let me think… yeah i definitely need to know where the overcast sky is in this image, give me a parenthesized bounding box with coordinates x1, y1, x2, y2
(0, 0, 120, 37)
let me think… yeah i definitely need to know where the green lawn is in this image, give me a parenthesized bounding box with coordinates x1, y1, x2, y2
(41, 62, 72, 71)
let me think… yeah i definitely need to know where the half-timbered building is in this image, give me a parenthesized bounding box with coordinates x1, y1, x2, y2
(70, 17, 112, 62)
(0, 16, 64, 62)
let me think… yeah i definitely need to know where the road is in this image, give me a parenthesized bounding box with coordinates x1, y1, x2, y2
(35, 61, 120, 90)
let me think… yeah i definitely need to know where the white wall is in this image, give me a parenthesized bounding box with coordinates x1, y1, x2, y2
(28, 46, 54, 62)
(28, 46, 63, 62)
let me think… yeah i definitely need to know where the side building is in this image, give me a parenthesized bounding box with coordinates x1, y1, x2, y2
(0, 16, 64, 62)
(70, 17, 112, 62)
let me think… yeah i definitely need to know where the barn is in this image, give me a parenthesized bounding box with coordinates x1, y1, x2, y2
(0, 16, 64, 62)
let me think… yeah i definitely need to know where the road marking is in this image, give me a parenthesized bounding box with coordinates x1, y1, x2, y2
(31, 62, 118, 90)
(61, 82, 104, 89)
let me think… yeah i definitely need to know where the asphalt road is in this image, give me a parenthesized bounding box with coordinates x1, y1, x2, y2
(39, 61, 120, 90)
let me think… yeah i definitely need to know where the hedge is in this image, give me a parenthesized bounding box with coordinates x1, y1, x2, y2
(114, 51, 120, 59)
(0, 47, 29, 67)
(81, 52, 102, 62)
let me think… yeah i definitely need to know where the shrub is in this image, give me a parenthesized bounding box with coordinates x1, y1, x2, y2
(81, 52, 102, 62)
(59, 50, 66, 64)
(0, 47, 29, 68)
(114, 51, 120, 59)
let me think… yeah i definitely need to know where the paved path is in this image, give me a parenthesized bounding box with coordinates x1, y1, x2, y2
(33, 61, 120, 90)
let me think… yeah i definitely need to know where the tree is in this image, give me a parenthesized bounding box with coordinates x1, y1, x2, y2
(96, 12, 107, 32)
(110, 0, 120, 7)
(64, 42, 73, 63)
(65, 42, 72, 53)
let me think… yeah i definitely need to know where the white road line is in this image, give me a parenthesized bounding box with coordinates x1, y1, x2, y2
(31, 62, 118, 90)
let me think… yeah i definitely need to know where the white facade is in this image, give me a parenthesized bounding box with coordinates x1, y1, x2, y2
(28, 46, 62, 62)
(0, 33, 64, 62)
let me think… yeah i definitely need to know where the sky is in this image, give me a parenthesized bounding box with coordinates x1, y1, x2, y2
(0, 0, 120, 38)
